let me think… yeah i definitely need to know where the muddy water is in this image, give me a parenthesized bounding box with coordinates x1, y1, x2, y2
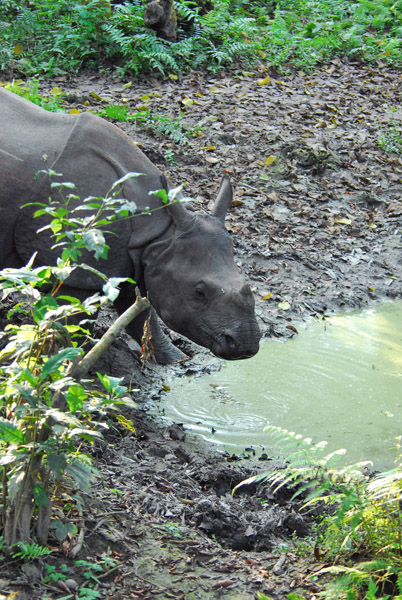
(160, 302, 402, 471)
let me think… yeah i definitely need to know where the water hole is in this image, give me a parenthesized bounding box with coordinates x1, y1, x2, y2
(157, 301, 402, 472)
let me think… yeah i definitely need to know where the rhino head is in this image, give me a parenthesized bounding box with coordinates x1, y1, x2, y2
(141, 176, 261, 360)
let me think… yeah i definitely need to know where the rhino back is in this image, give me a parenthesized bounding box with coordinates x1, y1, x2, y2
(0, 88, 78, 266)
(0, 88, 172, 289)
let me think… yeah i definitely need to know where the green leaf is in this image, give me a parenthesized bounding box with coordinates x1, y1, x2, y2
(33, 295, 59, 323)
(67, 384, 87, 413)
(45, 408, 81, 426)
(34, 484, 49, 508)
(65, 459, 97, 491)
(109, 171, 143, 194)
(47, 452, 67, 478)
(41, 347, 82, 380)
(150, 188, 169, 204)
(102, 277, 126, 302)
(82, 229, 108, 260)
(97, 373, 127, 397)
(0, 418, 26, 443)
(51, 519, 78, 541)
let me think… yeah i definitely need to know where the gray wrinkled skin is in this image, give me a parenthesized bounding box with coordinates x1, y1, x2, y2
(0, 88, 260, 364)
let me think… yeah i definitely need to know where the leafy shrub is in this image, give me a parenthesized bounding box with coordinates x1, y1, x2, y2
(1, 0, 402, 76)
(0, 171, 147, 549)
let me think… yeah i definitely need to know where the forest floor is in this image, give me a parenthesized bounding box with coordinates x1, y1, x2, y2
(1, 59, 402, 599)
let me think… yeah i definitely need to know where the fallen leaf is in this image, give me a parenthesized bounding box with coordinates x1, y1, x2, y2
(169, 74, 178, 80)
(121, 81, 132, 88)
(264, 155, 277, 166)
(286, 325, 299, 334)
(334, 216, 352, 225)
(278, 301, 290, 311)
(91, 91, 106, 101)
(69, 108, 80, 114)
(263, 292, 271, 300)
(257, 75, 271, 86)
(51, 87, 63, 95)
(13, 44, 24, 55)
(181, 95, 195, 106)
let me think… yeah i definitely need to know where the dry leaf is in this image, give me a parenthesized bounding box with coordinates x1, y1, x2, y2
(264, 155, 277, 166)
(181, 95, 195, 106)
(90, 91, 106, 102)
(257, 75, 271, 86)
(278, 301, 290, 311)
(334, 216, 352, 225)
(262, 292, 271, 300)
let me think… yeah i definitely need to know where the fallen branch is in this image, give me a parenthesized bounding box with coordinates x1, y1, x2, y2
(70, 289, 150, 382)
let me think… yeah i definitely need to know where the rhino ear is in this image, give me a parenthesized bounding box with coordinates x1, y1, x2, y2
(210, 175, 233, 223)
(166, 197, 193, 226)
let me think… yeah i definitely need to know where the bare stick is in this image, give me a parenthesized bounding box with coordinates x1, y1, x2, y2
(71, 289, 150, 382)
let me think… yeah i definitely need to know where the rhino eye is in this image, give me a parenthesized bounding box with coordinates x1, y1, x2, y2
(194, 285, 207, 303)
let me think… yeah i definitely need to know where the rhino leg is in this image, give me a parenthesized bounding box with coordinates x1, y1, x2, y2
(114, 283, 186, 365)
(147, 308, 187, 365)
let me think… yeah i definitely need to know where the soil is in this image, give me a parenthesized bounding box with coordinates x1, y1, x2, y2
(1, 59, 402, 599)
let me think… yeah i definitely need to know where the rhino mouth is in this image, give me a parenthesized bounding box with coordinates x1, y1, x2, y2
(211, 331, 260, 360)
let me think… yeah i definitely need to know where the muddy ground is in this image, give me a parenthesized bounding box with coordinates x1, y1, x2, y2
(1, 59, 402, 599)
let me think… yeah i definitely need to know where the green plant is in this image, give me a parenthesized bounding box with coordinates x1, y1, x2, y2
(164, 148, 177, 165)
(157, 521, 188, 539)
(11, 541, 53, 560)
(0, 157, 190, 550)
(43, 562, 69, 583)
(98, 103, 196, 144)
(2, 0, 402, 76)
(0, 0, 111, 75)
(0, 171, 152, 550)
(235, 427, 402, 599)
(378, 122, 402, 154)
(2, 80, 65, 112)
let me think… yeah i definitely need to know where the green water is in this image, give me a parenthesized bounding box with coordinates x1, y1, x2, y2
(160, 301, 402, 471)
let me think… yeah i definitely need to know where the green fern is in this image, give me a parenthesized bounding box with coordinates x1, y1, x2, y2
(12, 541, 52, 560)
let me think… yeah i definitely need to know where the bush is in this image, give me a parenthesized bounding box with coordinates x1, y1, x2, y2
(1, 0, 401, 77)
(0, 171, 148, 549)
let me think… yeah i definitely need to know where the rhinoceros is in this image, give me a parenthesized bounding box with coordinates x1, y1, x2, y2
(0, 87, 260, 364)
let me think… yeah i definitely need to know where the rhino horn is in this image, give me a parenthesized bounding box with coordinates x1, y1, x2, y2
(210, 175, 233, 223)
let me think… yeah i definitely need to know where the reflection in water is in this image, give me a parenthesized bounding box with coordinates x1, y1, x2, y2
(159, 302, 402, 471)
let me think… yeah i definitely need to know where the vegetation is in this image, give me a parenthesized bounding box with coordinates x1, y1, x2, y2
(0, 172, 186, 551)
(235, 426, 402, 599)
(0, 0, 402, 77)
